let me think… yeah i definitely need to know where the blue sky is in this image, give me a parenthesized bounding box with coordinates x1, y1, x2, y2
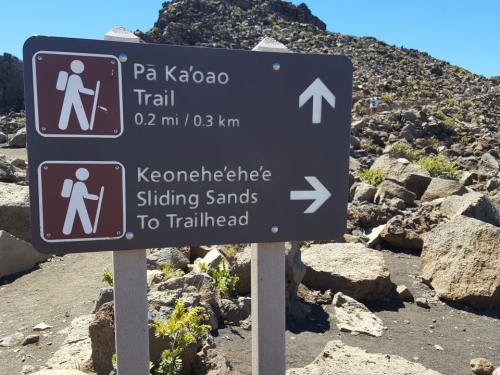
(2, 0, 498, 77)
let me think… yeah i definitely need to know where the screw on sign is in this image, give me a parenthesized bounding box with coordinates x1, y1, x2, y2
(33, 52, 123, 137)
(38, 162, 125, 242)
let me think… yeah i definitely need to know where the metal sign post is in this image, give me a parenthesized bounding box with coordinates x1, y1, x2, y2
(250, 38, 289, 375)
(105, 27, 150, 375)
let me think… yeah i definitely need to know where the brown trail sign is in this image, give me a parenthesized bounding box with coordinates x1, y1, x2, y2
(23, 36, 353, 255)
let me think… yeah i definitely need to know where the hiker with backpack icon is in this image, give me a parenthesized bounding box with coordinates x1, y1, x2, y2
(57, 60, 100, 131)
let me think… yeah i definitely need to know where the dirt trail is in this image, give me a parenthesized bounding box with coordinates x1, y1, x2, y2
(0, 252, 112, 375)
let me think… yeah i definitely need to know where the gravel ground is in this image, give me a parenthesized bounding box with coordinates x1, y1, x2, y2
(214, 247, 500, 375)
(1, 245, 499, 375)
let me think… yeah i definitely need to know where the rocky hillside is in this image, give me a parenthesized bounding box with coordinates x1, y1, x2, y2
(0, 53, 24, 114)
(135, 0, 500, 309)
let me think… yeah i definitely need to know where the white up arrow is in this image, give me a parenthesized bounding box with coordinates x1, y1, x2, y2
(299, 78, 336, 124)
(290, 176, 331, 214)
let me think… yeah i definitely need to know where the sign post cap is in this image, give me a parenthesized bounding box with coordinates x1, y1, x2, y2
(104, 27, 140, 43)
(252, 37, 291, 53)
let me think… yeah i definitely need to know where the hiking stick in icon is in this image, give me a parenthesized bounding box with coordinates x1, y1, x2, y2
(57, 60, 101, 131)
(61, 168, 105, 235)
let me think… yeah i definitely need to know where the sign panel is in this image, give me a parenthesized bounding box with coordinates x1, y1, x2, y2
(23, 36, 353, 254)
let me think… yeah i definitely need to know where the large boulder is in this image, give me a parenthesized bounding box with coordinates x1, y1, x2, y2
(420, 177, 467, 202)
(374, 179, 416, 205)
(0, 182, 31, 242)
(287, 340, 442, 375)
(370, 155, 432, 198)
(147, 247, 189, 270)
(301, 243, 392, 300)
(10, 127, 26, 147)
(440, 192, 500, 226)
(0, 231, 51, 278)
(422, 215, 500, 308)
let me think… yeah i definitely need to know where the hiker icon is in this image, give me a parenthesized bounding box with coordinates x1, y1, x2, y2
(61, 168, 105, 235)
(57, 60, 101, 131)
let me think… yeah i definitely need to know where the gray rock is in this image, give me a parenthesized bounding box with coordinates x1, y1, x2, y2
(10, 127, 26, 147)
(0, 154, 17, 182)
(479, 153, 499, 173)
(370, 155, 432, 198)
(415, 298, 430, 309)
(440, 192, 500, 226)
(353, 182, 377, 203)
(0, 132, 6, 143)
(422, 215, 500, 308)
(374, 179, 416, 205)
(331, 292, 384, 337)
(22, 335, 39, 345)
(147, 247, 190, 270)
(287, 340, 442, 375)
(470, 358, 494, 375)
(286, 241, 308, 317)
(202, 248, 225, 269)
(302, 243, 392, 300)
(0, 332, 24, 347)
(0, 231, 51, 278)
(421, 177, 467, 202)
(231, 246, 251, 294)
(380, 216, 424, 251)
(92, 287, 114, 313)
(0, 182, 31, 242)
(486, 178, 499, 191)
(46, 315, 93, 370)
(33, 322, 52, 331)
(218, 297, 251, 325)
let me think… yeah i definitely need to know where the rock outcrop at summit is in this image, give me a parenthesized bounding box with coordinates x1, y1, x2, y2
(0, 53, 24, 113)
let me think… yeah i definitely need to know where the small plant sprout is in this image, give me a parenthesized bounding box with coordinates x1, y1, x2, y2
(102, 268, 114, 287)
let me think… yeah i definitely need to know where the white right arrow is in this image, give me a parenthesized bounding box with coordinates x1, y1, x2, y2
(290, 176, 331, 214)
(299, 78, 336, 124)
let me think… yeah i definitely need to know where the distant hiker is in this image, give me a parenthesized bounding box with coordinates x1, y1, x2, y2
(370, 97, 379, 115)
(490, 86, 496, 100)
(466, 87, 474, 97)
(481, 85, 488, 95)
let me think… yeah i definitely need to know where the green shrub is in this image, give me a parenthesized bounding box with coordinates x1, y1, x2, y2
(153, 300, 211, 375)
(211, 258, 239, 297)
(442, 117, 456, 129)
(388, 142, 422, 161)
(381, 94, 393, 103)
(102, 268, 113, 287)
(162, 262, 183, 280)
(462, 100, 473, 108)
(415, 155, 462, 180)
(359, 169, 385, 187)
(460, 136, 471, 144)
(15, 118, 26, 128)
(358, 106, 367, 116)
(441, 98, 458, 106)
